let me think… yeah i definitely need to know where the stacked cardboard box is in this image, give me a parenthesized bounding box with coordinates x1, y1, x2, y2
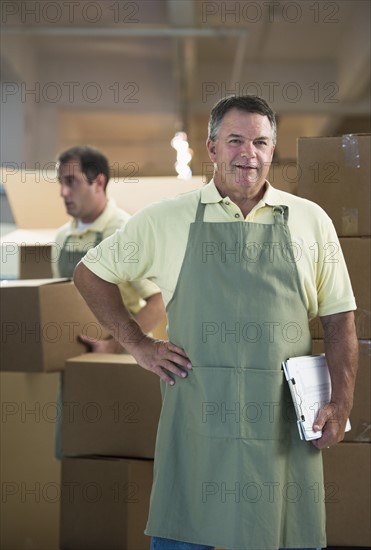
(60, 457, 153, 550)
(0, 279, 109, 549)
(59, 354, 162, 549)
(298, 134, 371, 547)
(0, 371, 61, 550)
(61, 354, 162, 459)
(0, 279, 107, 372)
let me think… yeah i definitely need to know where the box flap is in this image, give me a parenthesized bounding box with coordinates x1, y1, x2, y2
(1, 169, 69, 229)
(0, 277, 69, 288)
(66, 353, 137, 365)
(298, 133, 371, 141)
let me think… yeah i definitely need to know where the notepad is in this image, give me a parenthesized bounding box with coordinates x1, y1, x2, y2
(282, 354, 351, 441)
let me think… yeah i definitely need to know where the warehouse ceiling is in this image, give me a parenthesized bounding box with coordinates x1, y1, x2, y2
(1, 0, 370, 175)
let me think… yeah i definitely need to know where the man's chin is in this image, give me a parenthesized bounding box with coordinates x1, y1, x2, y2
(65, 205, 76, 216)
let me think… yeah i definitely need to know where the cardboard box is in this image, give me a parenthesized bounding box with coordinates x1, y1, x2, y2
(60, 457, 153, 550)
(312, 340, 371, 442)
(61, 354, 162, 459)
(298, 134, 371, 236)
(0, 170, 69, 279)
(0, 371, 61, 550)
(323, 443, 371, 547)
(310, 236, 371, 340)
(0, 279, 106, 372)
(1, 228, 59, 279)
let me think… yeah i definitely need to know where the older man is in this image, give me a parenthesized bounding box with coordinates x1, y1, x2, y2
(73, 97, 358, 550)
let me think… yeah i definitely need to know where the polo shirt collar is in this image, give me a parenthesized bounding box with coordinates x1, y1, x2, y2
(71, 198, 116, 233)
(201, 179, 282, 208)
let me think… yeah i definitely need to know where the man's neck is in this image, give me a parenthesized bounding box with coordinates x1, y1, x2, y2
(80, 198, 108, 223)
(215, 181, 267, 218)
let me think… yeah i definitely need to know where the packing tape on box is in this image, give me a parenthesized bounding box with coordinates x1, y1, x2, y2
(342, 207, 359, 235)
(353, 422, 371, 442)
(342, 134, 361, 169)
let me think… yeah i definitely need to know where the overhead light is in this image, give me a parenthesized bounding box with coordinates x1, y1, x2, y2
(170, 131, 193, 179)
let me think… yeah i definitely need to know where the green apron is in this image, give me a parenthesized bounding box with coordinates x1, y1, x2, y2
(145, 201, 326, 549)
(58, 231, 103, 278)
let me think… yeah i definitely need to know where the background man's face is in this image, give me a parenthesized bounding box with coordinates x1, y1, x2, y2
(58, 159, 99, 222)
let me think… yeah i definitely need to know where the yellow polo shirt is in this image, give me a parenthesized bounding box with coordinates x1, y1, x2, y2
(52, 199, 160, 314)
(82, 180, 356, 320)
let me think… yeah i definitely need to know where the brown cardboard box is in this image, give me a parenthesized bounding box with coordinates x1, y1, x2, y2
(267, 161, 298, 195)
(0, 279, 106, 372)
(310, 236, 371, 340)
(297, 134, 371, 237)
(60, 457, 153, 550)
(1, 229, 61, 279)
(0, 170, 69, 279)
(0, 371, 61, 550)
(61, 354, 162, 459)
(323, 443, 371, 547)
(312, 340, 371, 442)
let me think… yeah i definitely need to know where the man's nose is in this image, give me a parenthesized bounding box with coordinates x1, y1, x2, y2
(60, 183, 70, 197)
(240, 141, 255, 157)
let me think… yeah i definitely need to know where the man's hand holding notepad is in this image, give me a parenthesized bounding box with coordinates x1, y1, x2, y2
(283, 354, 351, 442)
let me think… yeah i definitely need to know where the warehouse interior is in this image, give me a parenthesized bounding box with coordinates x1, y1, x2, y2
(1, 0, 370, 549)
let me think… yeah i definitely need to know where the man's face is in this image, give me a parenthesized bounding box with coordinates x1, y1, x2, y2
(207, 109, 275, 199)
(58, 159, 100, 222)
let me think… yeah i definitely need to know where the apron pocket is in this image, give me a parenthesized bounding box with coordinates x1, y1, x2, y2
(160, 366, 295, 441)
(237, 367, 293, 440)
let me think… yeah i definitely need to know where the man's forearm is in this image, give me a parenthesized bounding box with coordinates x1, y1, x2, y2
(73, 262, 145, 352)
(74, 262, 192, 385)
(311, 310, 358, 448)
(135, 293, 166, 334)
(321, 311, 358, 415)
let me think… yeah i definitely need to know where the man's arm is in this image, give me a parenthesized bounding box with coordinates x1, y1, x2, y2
(135, 292, 166, 334)
(79, 292, 166, 353)
(312, 311, 358, 449)
(74, 261, 191, 384)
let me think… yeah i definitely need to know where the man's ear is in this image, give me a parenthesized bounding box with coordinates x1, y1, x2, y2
(206, 138, 216, 162)
(94, 173, 106, 192)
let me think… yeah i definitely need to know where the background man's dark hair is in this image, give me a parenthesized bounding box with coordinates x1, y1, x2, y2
(208, 95, 277, 144)
(57, 146, 110, 190)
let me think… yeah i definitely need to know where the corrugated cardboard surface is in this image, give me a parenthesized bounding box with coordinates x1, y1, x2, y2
(312, 340, 371, 443)
(61, 354, 162, 459)
(323, 443, 371, 547)
(0, 371, 60, 550)
(310, 236, 371, 340)
(298, 134, 371, 237)
(0, 279, 106, 372)
(60, 457, 153, 550)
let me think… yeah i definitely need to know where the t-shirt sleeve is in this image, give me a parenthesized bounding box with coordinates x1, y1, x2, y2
(131, 278, 161, 299)
(81, 209, 156, 285)
(315, 217, 356, 317)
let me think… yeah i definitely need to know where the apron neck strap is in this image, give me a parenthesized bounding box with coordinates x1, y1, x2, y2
(195, 200, 207, 221)
(273, 205, 289, 225)
(62, 230, 104, 248)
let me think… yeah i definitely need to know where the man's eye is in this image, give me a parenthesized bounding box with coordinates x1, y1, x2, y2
(229, 139, 241, 144)
(255, 140, 267, 146)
